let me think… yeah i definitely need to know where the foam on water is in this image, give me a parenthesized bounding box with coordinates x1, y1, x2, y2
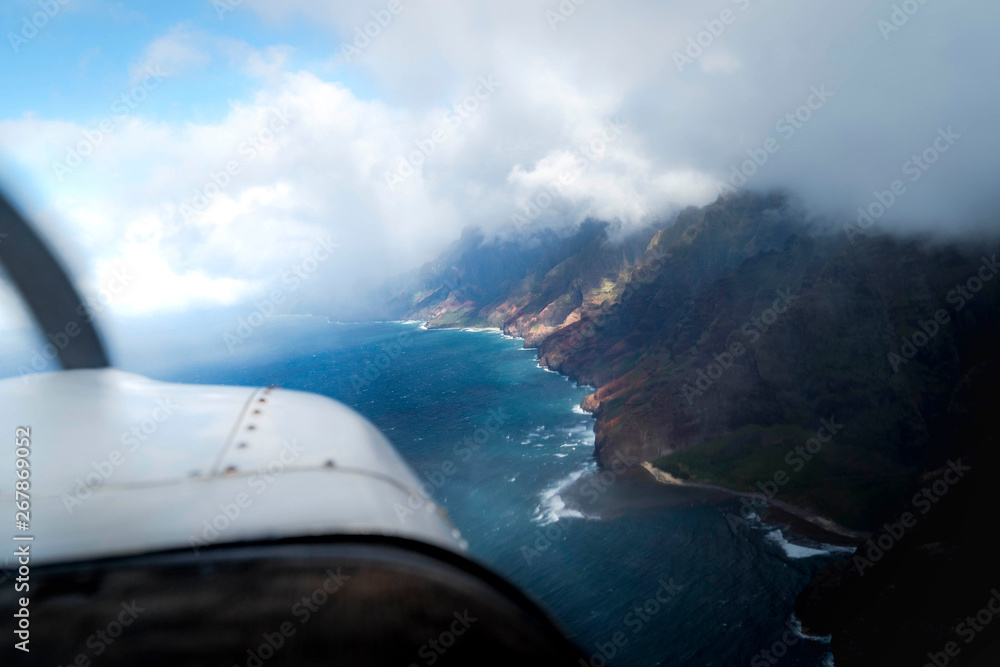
(789, 613, 832, 643)
(765, 530, 850, 560)
(822, 543, 856, 555)
(534, 466, 591, 525)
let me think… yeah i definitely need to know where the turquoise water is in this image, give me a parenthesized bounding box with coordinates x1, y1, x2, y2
(139, 317, 843, 666)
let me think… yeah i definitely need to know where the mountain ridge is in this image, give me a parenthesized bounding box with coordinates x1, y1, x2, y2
(389, 190, 1000, 664)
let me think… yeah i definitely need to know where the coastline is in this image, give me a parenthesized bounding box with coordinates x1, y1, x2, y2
(410, 320, 865, 551)
(641, 462, 868, 546)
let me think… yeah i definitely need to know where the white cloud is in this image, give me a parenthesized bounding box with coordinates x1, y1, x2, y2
(128, 25, 210, 84)
(2, 0, 999, 324)
(217, 40, 296, 80)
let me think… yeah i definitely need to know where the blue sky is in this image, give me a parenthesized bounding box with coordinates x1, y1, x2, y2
(0, 0, 380, 123)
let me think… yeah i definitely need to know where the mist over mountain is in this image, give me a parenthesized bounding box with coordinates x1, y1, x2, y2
(392, 191, 999, 520)
(3, 0, 999, 325)
(388, 190, 1000, 664)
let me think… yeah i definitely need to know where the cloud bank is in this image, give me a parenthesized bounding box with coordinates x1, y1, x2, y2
(1, 0, 997, 321)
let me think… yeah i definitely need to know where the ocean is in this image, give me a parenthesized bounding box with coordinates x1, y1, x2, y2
(135, 316, 845, 666)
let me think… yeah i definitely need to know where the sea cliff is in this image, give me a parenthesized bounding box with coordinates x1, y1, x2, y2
(397, 193, 999, 531)
(392, 191, 1000, 662)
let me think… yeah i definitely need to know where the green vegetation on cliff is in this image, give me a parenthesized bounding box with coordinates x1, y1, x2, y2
(398, 192, 1000, 533)
(651, 424, 909, 529)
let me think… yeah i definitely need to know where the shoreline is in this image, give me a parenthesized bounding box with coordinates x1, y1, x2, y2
(413, 320, 866, 550)
(641, 462, 868, 546)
